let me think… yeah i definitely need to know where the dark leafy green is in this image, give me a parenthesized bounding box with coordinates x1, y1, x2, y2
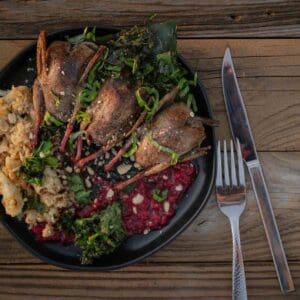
(67, 174, 91, 205)
(21, 140, 58, 185)
(74, 202, 125, 264)
(67, 27, 96, 44)
(58, 211, 75, 233)
(24, 194, 45, 213)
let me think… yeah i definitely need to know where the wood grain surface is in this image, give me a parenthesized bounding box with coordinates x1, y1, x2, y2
(0, 0, 300, 39)
(0, 21, 300, 300)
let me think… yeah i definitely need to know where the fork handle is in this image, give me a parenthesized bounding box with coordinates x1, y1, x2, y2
(230, 217, 247, 300)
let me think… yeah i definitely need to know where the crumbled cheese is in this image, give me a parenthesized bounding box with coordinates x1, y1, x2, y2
(117, 163, 132, 175)
(86, 167, 95, 176)
(143, 229, 150, 235)
(105, 152, 110, 159)
(175, 184, 183, 192)
(163, 201, 170, 213)
(190, 111, 195, 118)
(85, 178, 92, 189)
(130, 155, 135, 162)
(61, 70, 65, 76)
(59, 91, 65, 96)
(163, 175, 168, 180)
(29, 132, 33, 140)
(65, 166, 73, 173)
(132, 193, 144, 205)
(106, 189, 114, 198)
(132, 206, 137, 214)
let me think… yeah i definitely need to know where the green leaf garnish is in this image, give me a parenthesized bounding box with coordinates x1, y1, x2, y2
(24, 194, 45, 213)
(152, 188, 168, 202)
(146, 132, 179, 165)
(67, 27, 97, 44)
(21, 140, 58, 185)
(67, 174, 91, 205)
(123, 132, 139, 158)
(44, 111, 63, 126)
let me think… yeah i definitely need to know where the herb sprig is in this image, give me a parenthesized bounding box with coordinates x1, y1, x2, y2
(146, 132, 179, 165)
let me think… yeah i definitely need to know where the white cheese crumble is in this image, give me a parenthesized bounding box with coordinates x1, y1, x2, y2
(106, 189, 114, 198)
(175, 184, 183, 192)
(117, 163, 132, 175)
(163, 201, 170, 213)
(86, 167, 95, 176)
(85, 178, 92, 189)
(132, 193, 144, 205)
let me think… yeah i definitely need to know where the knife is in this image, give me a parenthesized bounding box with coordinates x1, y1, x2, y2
(222, 48, 295, 294)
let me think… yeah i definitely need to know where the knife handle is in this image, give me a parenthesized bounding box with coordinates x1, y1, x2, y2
(247, 160, 295, 294)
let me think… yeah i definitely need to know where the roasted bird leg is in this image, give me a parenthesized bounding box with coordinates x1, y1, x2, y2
(114, 146, 211, 190)
(31, 32, 47, 148)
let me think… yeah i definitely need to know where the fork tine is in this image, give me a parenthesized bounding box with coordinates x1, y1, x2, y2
(236, 138, 245, 186)
(216, 140, 223, 187)
(230, 140, 237, 186)
(223, 140, 230, 186)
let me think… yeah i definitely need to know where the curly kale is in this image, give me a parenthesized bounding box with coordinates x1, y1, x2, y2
(59, 202, 125, 264)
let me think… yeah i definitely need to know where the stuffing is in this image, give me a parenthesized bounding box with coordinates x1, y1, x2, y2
(0, 171, 23, 217)
(0, 86, 74, 232)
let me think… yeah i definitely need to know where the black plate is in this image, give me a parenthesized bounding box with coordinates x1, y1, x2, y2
(0, 27, 215, 270)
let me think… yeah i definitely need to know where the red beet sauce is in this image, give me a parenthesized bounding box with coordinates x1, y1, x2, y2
(120, 162, 196, 235)
(31, 161, 196, 241)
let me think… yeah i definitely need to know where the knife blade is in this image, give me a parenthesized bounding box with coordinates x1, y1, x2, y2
(222, 47, 295, 294)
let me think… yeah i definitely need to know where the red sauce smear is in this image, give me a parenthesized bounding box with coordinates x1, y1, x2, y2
(31, 222, 74, 243)
(31, 161, 196, 241)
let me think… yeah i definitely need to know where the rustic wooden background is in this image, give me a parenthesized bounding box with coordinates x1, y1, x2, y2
(0, 1, 300, 299)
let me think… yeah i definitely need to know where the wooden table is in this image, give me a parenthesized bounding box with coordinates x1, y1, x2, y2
(0, 1, 300, 299)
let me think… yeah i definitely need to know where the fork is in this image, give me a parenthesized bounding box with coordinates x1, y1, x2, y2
(216, 139, 247, 300)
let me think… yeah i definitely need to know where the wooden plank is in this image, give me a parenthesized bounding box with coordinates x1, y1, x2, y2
(0, 1, 300, 39)
(0, 39, 300, 151)
(0, 262, 299, 299)
(0, 152, 299, 264)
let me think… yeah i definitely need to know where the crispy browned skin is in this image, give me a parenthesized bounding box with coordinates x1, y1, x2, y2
(85, 78, 139, 146)
(135, 102, 206, 168)
(40, 40, 97, 121)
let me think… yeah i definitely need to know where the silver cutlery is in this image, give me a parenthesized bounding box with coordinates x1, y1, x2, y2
(216, 139, 247, 300)
(221, 47, 295, 294)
